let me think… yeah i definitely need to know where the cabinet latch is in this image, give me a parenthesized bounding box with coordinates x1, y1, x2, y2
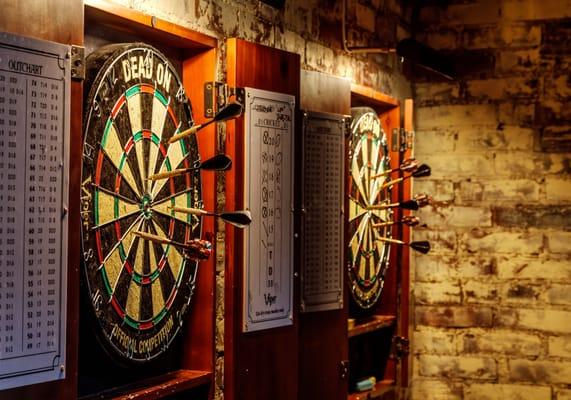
(204, 81, 245, 118)
(339, 360, 349, 380)
(391, 336, 410, 359)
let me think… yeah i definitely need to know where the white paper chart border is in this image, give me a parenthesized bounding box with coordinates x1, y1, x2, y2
(242, 88, 295, 333)
(300, 111, 347, 313)
(0, 32, 70, 390)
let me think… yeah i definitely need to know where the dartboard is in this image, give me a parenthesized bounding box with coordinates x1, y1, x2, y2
(347, 107, 392, 309)
(80, 43, 202, 362)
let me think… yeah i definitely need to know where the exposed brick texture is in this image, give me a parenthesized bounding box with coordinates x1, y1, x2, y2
(411, 1, 571, 399)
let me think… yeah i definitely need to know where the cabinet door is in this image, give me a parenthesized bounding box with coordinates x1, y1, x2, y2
(0, 1, 83, 399)
(225, 38, 300, 400)
(298, 70, 351, 400)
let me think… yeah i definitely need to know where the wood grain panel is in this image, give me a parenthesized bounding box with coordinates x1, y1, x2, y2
(225, 38, 300, 400)
(0, 1, 83, 399)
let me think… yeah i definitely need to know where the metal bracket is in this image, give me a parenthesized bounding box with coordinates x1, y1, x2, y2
(70, 45, 85, 81)
(391, 128, 400, 152)
(391, 336, 410, 359)
(204, 81, 245, 118)
(339, 360, 349, 380)
(406, 129, 415, 150)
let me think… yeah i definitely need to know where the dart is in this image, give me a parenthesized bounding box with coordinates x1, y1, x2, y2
(168, 102, 243, 144)
(371, 158, 420, 179)
(133, 231, 212, 260)
(147, 154, 232, 181)
(169, 206, 252, 229)
(372, 216, 420, 228)
(376, 237, 431, 254)
(367, 193, 431, 211)
(378, 164, 431, 190)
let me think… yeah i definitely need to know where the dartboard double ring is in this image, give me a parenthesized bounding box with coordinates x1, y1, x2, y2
(347, 107, 392, 310)
(81, 43, 202, 362)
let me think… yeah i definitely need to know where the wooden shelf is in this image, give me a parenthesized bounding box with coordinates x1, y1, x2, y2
(348, 379, 395, 400)
(80, 369, 212, 400)
(350, 84, 399, 111)
(348, 315, 396, 338)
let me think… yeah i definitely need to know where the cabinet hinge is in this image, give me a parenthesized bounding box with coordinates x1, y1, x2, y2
(70, 45, 85, 81)
(204, 81, 245, 118)
(393, 128, 415, 152)
(339, 360, 349, 380)
(391, 336, 410, 359)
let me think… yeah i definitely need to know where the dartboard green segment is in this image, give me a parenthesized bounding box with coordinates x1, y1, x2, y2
(347, 107, 392, 310)
(81, 43, 202, 362)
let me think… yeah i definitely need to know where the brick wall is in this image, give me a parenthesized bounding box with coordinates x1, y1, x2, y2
(103, 1, 412, 399)
(411, 1, 571, 399)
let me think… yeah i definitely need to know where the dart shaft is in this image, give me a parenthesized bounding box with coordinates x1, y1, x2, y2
(372, 221, 395, 228)
(367, 202, 399, 210)
(148, 168, 190, 180)
(380, 176, 405, 190)
(133, 231, 172, 246)
(170, 205, 208, 216)
(168, 124, 202, 144)
(376, 237, 405, 245)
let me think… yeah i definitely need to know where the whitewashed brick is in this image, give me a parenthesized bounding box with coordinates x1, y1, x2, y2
(509, 359, 571, 384)
(414, 281, 462, 304)
(497, 49, 542, 74)
(497, 257, 571, 280)
(420, 3, 502, 25)
(462, 330, 542, 357)
(457, 256, 498, 278)
(414, 254, 457, 282)
(546, 177, 571, 202)
(415, 82, 461, 103)
(549, 232, 571, 254)
(454, 126, 535, 152)
(410, 378, 463, 400)
(467, 77, 537, 100)
(558, 389, 571, 400)
(549, 336, 571, 358)
(502, 0, 571, 20)
(460, 179, 540, 203)
(413, 328, 457, 354)
(413, 230, 458, 254)
(462, 24, 542, 49)
(517, 309, 571, 334)
(419, 355, 497, 380)
(414, 129, 456, 153)
(417, 104, 498, 129)
(502, 282, 542, 304)
(305, 41, 335, 73)
(545, 283, 571, 305)
(413, 179, 455, 203)
(417, 205, 492, 228)
(460, 230, 543, 255)
(465, 383, 551, 400)
(420, 154, 495, 178)
(463, 280, 499, 304)
(498, 102, 535, 126)
(276, 29, 305, 56)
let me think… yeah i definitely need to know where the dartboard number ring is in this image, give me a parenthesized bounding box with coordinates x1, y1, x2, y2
(347, 107, 392, 309)
(81, 43, 202, 362)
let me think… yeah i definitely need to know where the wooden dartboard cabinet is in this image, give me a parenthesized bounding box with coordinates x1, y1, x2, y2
(0, 2, 413, 399)
(1, 1, 218, 399)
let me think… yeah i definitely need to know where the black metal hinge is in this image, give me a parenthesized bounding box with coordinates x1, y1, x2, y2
(391, 336, 410, 359)
(71, 45, 85, 81)
(392, 128, 414, 152)
(204, 81, 244, 118)
(339, 360, 349, 380)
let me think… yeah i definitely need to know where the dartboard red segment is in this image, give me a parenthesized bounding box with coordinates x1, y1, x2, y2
(81, 43, 202, 362)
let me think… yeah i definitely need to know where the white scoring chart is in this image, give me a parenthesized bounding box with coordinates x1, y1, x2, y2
(243, 88, 294, 333)
(0, 32, 70, 390)
(300, 111, 346, 313)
